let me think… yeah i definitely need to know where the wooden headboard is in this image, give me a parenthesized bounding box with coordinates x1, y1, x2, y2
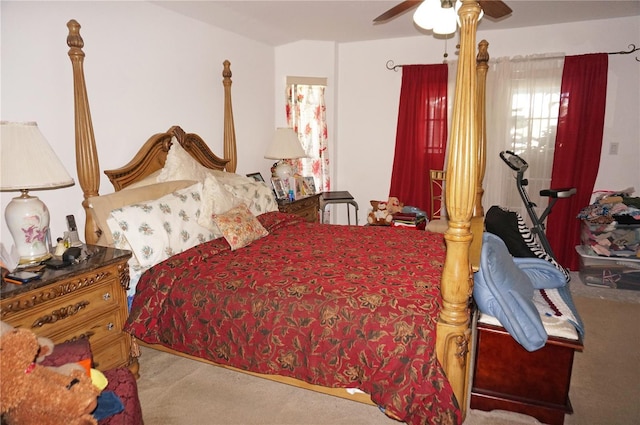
(103, 126, 228, 192)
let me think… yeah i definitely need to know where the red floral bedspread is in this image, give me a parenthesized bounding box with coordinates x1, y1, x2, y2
(125, 212, 460, 424)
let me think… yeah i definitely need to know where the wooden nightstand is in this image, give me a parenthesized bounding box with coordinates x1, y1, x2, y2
(278, 194, 320, 223)
(1, 245, 133, 371)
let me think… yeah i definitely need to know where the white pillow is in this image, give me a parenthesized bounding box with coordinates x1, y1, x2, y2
(223, 181, 279, 216)
(106, 183, 215, 269)
(157, 138, 210, 183)
(198, 173, 246, 231)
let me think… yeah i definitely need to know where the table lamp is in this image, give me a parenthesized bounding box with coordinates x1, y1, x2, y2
(264, 127, 307, 180)
(1, 121, 75, 264)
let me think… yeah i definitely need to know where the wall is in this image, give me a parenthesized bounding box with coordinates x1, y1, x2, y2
(2, 3, 638, 246)
(337, 16, 640, 224)
(1, 1, 274, 244)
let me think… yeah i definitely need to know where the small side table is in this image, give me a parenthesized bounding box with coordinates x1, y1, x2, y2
(320, 191, 359, 225)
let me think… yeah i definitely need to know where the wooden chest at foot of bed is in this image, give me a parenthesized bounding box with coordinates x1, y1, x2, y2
(471, 322, 584, 425)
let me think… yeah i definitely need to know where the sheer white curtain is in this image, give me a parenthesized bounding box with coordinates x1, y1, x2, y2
(483, 54, 565, 228)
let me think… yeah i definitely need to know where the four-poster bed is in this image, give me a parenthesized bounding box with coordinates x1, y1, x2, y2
(67, 1, 488, 423)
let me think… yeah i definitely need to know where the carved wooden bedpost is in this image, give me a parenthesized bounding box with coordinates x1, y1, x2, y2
(475, 40, 489, 219)
(67, 19, 100, 245)
(469, 40, 489, 268)
(222, 60, 237, 173)
(437, 0, 481, 417)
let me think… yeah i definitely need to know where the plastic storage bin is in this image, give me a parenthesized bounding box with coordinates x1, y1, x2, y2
(580, 220, 640, 257)
(575, 245, 640, 290)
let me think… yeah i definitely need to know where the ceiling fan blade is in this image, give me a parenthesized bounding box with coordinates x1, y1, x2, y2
(478, 0, 512, 19)
(373, 0, 422, 23)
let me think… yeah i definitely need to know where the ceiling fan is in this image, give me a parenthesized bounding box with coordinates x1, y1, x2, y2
(374, 0, 512, 23)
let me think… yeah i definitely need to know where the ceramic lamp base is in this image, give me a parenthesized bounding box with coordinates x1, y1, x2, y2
(274, 161, 294, 181)
(5, 190, 52, 264)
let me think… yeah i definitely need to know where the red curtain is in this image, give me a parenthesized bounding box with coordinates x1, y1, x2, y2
(547, 54, 608, 270)
(389, 64, 448, 216)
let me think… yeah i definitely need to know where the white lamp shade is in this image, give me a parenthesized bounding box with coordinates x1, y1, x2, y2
(1, 121, 74, 263)
(0, 121, 74, 190)
(264, 128, 307, 160)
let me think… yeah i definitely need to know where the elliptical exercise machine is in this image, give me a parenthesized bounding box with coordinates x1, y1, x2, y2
(499, 150, 576, 259)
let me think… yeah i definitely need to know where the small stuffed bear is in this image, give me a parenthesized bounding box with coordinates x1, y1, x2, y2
(386, 197, 404, 215)
(368, 200, 393, 225)
(0, 328, 100, 425)
(367, 197, 405, 225)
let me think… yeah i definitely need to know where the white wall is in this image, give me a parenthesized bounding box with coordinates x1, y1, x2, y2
(2, 2, 638, 245)
(1, 1, 274, 243)
(337, 16, 640, 224)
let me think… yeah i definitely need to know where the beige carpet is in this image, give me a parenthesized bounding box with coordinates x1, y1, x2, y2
(135, 273, 640, 424)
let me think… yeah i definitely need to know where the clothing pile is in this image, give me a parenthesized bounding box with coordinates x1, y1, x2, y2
(577, 187, 640, 257)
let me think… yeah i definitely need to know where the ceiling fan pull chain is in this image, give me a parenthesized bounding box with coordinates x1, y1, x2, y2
(443, 37, 449, 62)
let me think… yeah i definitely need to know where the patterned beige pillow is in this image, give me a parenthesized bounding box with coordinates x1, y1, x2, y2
(212, 204, 269, 251)
(89, 180, 196, 246)
(106, 183, 216, 268)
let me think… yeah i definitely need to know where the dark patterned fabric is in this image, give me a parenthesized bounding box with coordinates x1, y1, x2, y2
(125, 212, 459, 424)
(39, 338, 92, 366)
(100, 368, 143, 425)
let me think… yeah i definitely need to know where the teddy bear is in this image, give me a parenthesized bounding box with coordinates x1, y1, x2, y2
(1, 320, 54, 363)
(0, 327, 100, 425)
(0, 320, 86, 376)
(387, 197, 404, 215)
(368, 200, 392, 225)
(367, 197, 405, 225)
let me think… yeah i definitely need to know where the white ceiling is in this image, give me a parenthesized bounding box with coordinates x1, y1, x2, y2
(152, 0, 640, 46)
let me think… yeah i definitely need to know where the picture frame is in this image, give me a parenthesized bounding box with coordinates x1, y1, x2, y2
(302, 176, 317, 195)
(294, 176, 304, 199)
(246, 172, 265, 182)
(271, 177, 287, 199)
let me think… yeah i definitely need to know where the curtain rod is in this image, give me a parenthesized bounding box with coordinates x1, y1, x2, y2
(608, 44, 639, 62)
(386, 43, 639, 71)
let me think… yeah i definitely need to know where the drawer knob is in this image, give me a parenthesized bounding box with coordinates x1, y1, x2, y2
(102, 292, 111, 301)
(106, 322, 114, 331)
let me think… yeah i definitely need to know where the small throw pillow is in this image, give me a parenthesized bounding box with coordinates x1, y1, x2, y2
(212, 204, 268, 251)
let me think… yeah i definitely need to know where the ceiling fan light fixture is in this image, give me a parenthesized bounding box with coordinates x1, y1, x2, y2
(413, 0, 440, 30)
(433, 6, 457, 35)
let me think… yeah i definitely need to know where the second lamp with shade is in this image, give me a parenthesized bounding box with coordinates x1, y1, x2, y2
(264, 127, 307, 180)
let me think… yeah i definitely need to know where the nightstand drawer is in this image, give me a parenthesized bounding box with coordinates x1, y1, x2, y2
(4, 277, 120, 334)
(92, 332, 130, 370)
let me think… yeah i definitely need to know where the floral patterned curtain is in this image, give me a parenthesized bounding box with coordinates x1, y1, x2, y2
(285, 84, 330, 193)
